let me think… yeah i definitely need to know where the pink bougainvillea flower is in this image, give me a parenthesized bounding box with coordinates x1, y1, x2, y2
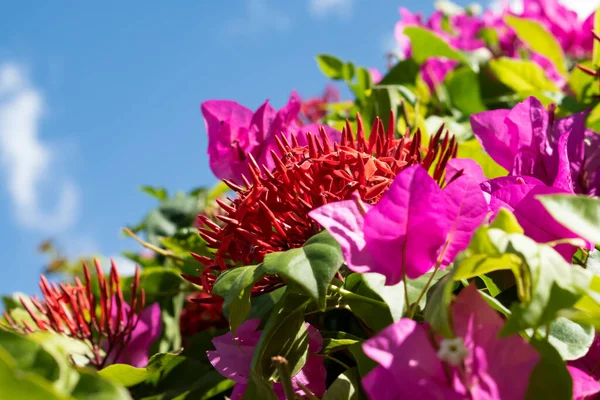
(421, 58, 458, 92)
(520, 0, 594, 59)
(108, 302, 162, 368)
(470, 96, 593, 193)
(368, 68, 383, 84)
(568, 366, 600, 400)
(310, 165, 487, 284)
(569, 334, 600, 382)
(362, 284, 540, 399)
(481, 176, 591, 260)
(201, 92, 340, 184)
(445, 158, 486, 185)
(207, 319, 326, 399)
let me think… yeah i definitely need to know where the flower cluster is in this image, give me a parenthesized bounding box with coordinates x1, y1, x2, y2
(4, 0, 600, 399)
(3, 259, 161, 368)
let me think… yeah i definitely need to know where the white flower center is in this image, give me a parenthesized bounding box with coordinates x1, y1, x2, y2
(437, 337, 469, 366)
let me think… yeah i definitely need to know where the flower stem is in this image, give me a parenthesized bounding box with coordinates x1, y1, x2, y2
(122, 227, 183, 261)
(327, 284, 388, 308)
(407, 266, 440, 319)
(271, 356, 296, 400)
(322, 354, 352, 370)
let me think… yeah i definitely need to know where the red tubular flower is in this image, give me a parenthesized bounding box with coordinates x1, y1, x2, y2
(299, 84, 341, 124)
(191, 113, 456, 294)
(3, 259, 145, 369)
(180, 292, 228, 338)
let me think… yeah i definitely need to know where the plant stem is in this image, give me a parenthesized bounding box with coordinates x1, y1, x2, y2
(272, 356, 297, 400)
(322, 354, 352, 370)
(122, 227, 183, 261)
(295, 382, 319, 400)
(328, 284, 388, 308)
(407, 266, 440, 319)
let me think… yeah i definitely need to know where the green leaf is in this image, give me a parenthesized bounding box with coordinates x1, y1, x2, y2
(406, 270, 447, 311)
(568, 61, 597, 100)
(504, 15, 567, 76)
(123, 267, 184, 305)
(248, 286, 286, 321)
(71, 369, 131, 400)
(348, 343, 377, 378)
(243, 371, 277, 400)
(212, 265, 266, 333)
(545, 317, 595, 361)
(0, 347, 67, 400)
(343, 273, 403, 331)
(457, 139, 507, 179)
(480, 275, 501, 297)
(365, 86, 402, 132)
(445, 66, 486, 115)
(525, 338, 572, 400)
(250, 292, 311, 381)
(489, 58, 559, 92)
(538, 194, 600, 244)
(320, 332, 362, 355)
(343, 62, 355, 81)
(316, 54, 345, 79)
(356, 67, 372, 91)
(98, 352, 182, 387)
(322, 368, 362, 400)
(140, 186, 168, 202)
(423, 274, 456, 338)
(403, 27, 470, 66)
(378, 59, 420, 86)
(263, 231, 343, 310)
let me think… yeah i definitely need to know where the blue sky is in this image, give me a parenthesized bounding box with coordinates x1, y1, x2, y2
(0, 0, 488, 295)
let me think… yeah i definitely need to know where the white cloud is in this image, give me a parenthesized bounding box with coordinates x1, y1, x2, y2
(490, 0, 598, 19)
(308, 0, 353, 19)
(100, 255, 138, 276)
(0, 62, 79, 233)
(225, 0, 291, 36)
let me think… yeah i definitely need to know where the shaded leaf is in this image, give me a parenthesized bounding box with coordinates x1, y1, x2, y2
(263, 231, 343, 310)
(250, 292, 311, 381)
(212, 265, 266, 333)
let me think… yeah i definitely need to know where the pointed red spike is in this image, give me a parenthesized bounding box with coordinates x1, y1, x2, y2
(387, 110, 395, 140)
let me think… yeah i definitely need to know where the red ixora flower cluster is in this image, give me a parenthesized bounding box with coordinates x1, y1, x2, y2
(299, 84, 341, 125)
(189, 113, 457, 294)
(3, 260, 145, 369)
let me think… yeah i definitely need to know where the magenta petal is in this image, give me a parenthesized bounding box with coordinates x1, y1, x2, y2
(362, 319, 460, 399)
(201, 100, 254, 183)
(309, 199, 374, 274)
(441, 177, 488, 265)
(513, 186, 586, 260)
(568, 366, 600, 400)
(452, 285, 539, 400)
(446, 158, 486, 184)
(115, 302, 162, 367)
(552, 130, 575, 192)
(207, 319, 261, 383)
(470, 109, 514, 170)
(363, 166, 449, 283)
